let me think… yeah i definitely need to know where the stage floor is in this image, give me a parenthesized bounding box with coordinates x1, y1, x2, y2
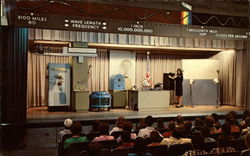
(27, 105, 247, 124)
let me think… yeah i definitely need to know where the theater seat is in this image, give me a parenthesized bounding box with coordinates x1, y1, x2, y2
(203, 141, 218, 152)
(98, 140, 119, 149)
(111, 147, 133, 156)
(228, 139, 246, 151)
(66, 142, 90, 156)
(167, 143, 192, 156)
(195, 154, 217, 156)
(217, 151, 241, 156)
(79, 149, 111, 156)
(147, 145, 168, 156)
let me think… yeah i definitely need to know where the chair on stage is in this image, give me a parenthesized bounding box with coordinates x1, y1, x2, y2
(147, 145, 168, 156)
(217, 151, 241, 156)
(98, 140, 119, 149)
(111, 147, 133, 156)
(167, 143, 192, 156)
(111, 131, 124, 139)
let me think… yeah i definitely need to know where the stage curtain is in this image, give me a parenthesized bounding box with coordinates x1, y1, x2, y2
(27, 52, 72, 107)
(87, 49, 109, 92)
(136, 53, 182, 104)
(212, 48, 248, 107)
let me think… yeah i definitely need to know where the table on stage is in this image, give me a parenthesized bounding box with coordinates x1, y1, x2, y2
(128, 90, 170, 111)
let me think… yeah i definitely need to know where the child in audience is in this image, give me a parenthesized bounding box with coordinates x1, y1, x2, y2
(64, 122, 88, 149)
(204, 116, 218, 134)
(175, 115, 185, 129)
(163, 121, 176, 138)
(148, 131, 162, 146)
(110, 116, 126, 134)
(92, 122, 114, 142)
(128, 137, 152, 156)
(161, 127, 191, 147)
(58, 118, 73, 143)
(200, 126, 216, 143)
(138, 115, 162, 138)
(241, 134, 250, 156)
(192, 117, 203, 133)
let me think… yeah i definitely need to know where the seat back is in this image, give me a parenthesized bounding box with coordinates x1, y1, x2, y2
(98, 140, 118, 149)
(167, 143, 192, 156)
(241, 150, 250, 156)
(111, 131, 124, 139)
(228, 139, 246, 150)
(58, 134, 72, 156)
(209, 133, 219, 140)
(217, 151, 241, 156)
(79, 149, 111, 156)
(111, 147, 133, 156)
(87, 132, 101, 141)
(66, 142, 90, 156)
(147, 145, 168, 156)
(203, 141, 218, 152)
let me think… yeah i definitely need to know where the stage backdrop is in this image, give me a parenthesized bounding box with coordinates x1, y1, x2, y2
(109, 50, 136, 90)
(182, 59, 220, 106)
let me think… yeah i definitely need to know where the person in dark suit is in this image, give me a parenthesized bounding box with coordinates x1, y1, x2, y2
(169, 68, 183, 108)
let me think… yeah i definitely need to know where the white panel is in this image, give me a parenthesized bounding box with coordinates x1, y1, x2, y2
(68, 47, 97, 53)
(128, 35, 135, 44)
(118, 34, 127, 44)
(54, 30, 60, 40)
(182, 59, 220, 79)
(150, 36, 155, 45)
(81, 32, 88, 42)
(142, 36, 149, 45)
(135, 35, 142, 45)
(109, 50, 136, 89)
(42, 29, 51, 40)
(104, 33, 110, 43)
(76, 31, 82, 41)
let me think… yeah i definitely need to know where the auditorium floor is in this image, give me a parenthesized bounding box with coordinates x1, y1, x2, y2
(27, 105, 247, 123)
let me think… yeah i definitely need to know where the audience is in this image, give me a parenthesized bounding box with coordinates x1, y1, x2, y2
(175, 115, 185, 129)
(135, 119, 147, 132)
(204, 116, 218, 134)
(90, 120, 101, 133)
(59, 118, 73, 143)
(161, 127, 191, 147)
(116, 131, 134, 149)
(191, 117, 203, 133)
(218, 122, 234, 141)
(163, 121, 176, 138)
(210, 135, 236, 155)
(148, 131, 162, 146)
(64, 122, 88, 149)
(200, 126, 216, 143)
(241, 134, 250, 156)
(241, 110, 250, 126)
(183, 135, 208, 156)
(92, 122, 114, 142)
(138, 115, 161, 138)
(122, 121, 137, 140)
(242, 116, 250, 136)
(211, 113, 221, 130)
(128, 137, 152, 156)
(110, 116, 126, 134)
(183, 120, 195, 139)
(156, 117, 166, 131)
(223, 113, 240, 133)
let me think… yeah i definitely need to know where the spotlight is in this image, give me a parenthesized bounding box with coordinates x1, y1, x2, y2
(189, 79, 194, 85)
(213, 78, 219, 84)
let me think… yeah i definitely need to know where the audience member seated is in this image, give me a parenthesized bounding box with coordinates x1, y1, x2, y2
(92, 122, 115, 142)
(138, 115, 162, 138)
(241, 117, 250, 134)
(183, 120, 195, 139)
(204, 116, 218, 134)
(64, 122, 88, 149)
(134, 119, 147, 133)
(128, 137, 152, 156)
(183, 135, 208, 156)
(122, 121, 137, 140)
(148, 131, 162, 146)
(116, 131, 134, 149)
(218, 123, 234, 141)
(209, 136, 236, 155)
(161, 127, 191, 147)
(221, 113, 240, 133)
(192, 117, 204, 133)
(163, 121, 176, 138)
(175, 115, 185, 129)
(241, 134, 250, 156)
(87, 142, 102, 156)
(90, 120, 101, 133)
(240, 110, 250, 127)
(201, 126, 216, 143)
(211, 113, 221, 130)
(156, 117, 167, 133)
(59, 118, 73, 143)
(110, 116, 126, 134)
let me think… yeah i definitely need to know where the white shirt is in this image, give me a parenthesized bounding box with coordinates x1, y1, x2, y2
(58, 129, 71, 143)
(161, 136, 191, 147)
(109, 127, 123, 135)
(138, 127, 163, 138)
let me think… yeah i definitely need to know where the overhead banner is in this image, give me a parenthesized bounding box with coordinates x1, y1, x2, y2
(14, 12, 249, 40)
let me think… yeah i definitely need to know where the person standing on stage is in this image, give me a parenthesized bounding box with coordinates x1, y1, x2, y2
(169, 68, 183, 108)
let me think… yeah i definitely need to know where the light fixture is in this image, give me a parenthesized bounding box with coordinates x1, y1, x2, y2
(189, 79, 194, 85)
(213, 78, 219, 84)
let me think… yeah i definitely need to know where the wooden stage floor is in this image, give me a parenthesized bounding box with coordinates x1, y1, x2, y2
(27, 105, 247, 124)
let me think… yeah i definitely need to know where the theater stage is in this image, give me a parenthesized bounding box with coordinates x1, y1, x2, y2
(27, 105, 247, 126)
